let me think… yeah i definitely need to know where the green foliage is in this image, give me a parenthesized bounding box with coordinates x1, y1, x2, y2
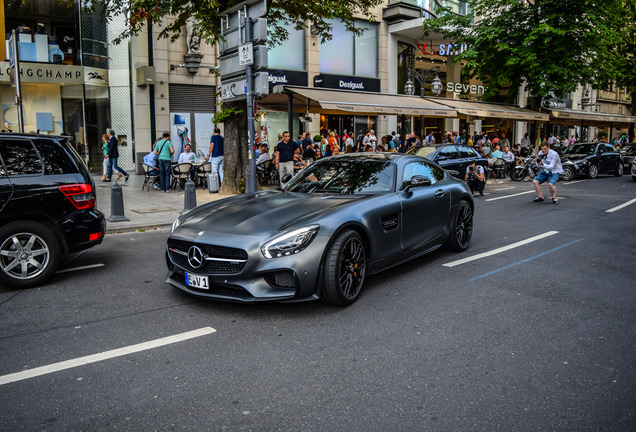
(423, 0, 630, 109)
(88, 0, 382, 47)
(597, 130, 608, 140)
(211, 105, 243, 124)
(313, 135, 322, 143)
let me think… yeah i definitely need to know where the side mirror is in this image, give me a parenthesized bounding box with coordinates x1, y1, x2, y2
(436, 155, 448, 161)
(281, 173, 293, 183)
(446, 169, 459, 177)
(405, 175, 432, 191)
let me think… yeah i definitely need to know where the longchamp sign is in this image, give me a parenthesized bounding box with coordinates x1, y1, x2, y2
(0, 62, 109, 85)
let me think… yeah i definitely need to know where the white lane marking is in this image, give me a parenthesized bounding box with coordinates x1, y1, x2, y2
(606, 197, 636, 213)
(443, 231, 559, 268)
(56, 263, 105, 274)
(561, 180, 586, 185)
(485, 190, 534, 202)
(0, 327, 216, 386)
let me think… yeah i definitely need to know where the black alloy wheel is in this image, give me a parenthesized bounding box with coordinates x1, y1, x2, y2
(588, 164, 599, 179)
(444, 200, 473, 252)
(0, 221, 61, 289)
(561, 166, 575, 181)
(615, 162, 624, 176)
(321, 229, 366, 306)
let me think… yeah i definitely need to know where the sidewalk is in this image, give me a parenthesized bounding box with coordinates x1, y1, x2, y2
(95, 174, 233, 234)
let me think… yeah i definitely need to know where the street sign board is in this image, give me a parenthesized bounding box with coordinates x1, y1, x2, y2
(220, 72, 269, 102)
(239, 43, 253, 66)
(219, 0, 267, 27)
(219, 45, 267, 79)
(219, 18, 267, 55)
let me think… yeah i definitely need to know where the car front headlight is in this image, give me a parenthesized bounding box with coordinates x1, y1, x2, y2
(171, 216, 182, 233)
(261, 225, 320, 259)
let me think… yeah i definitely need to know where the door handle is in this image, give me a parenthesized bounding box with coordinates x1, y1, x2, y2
(435, 189, 444, 197)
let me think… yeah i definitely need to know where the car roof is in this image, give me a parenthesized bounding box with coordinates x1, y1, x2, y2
(0, 132, 70, 139)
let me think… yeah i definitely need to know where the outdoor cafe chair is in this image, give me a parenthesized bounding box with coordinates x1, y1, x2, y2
(171, 163, 193, 191)
(140, 163, 160, 191)
(195, 161, 212, 189)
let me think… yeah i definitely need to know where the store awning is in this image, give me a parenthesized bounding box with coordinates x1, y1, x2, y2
(431, 98, 549, 122)
(258, 86, 458, 117)
(547, 108, 636, 124)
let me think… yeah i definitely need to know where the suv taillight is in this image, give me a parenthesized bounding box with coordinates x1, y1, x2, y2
(59, 184, 96, 210)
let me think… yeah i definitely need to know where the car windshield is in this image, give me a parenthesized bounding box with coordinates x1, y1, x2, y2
(562, 144, 596, 155)
(283, 158, 395, 194)
(408, 146, 437, 158)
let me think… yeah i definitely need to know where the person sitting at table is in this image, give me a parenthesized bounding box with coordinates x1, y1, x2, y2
(503, 145, 516, 174)
(143, 149, 160, 190)
(177, 143, 196, 180)
(256, 144, 271, 169)
(488, 145, 504, 165)
(293, 148, 307, 170)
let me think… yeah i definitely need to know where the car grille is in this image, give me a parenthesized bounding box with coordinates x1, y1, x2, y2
(264, 271, 298, 291)
(168, 238, 248, 275)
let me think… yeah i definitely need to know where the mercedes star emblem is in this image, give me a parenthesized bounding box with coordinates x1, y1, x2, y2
(187, 246, 205, 269)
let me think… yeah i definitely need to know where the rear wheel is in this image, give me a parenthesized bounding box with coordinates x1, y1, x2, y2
(588, 164, 599, 179)
(444, 200, 473, 252)
(509, 167, 527, 181)
(614, 162, 624, 176)
(561, 166, 575, 181)
(0, 221, 61, 289)
(321, 229, 366, 306)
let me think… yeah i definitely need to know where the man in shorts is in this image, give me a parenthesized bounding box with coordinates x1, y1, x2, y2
(533, 143, 563, 204)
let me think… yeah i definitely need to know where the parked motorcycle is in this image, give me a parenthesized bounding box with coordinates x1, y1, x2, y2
(509, 156, 542, 181)
(509, 155, 574, 181)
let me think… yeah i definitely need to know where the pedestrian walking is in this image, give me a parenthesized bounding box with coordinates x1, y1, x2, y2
(100, 133, 109, 181)
(104, 129, 129, 182)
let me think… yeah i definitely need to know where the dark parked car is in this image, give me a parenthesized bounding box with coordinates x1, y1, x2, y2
(0, 134, 105, 289)
(166, 153, 474, 306)
(560, 142, 624, 179)
(406, 144, 489, 179)
(620, 143, 636, 171)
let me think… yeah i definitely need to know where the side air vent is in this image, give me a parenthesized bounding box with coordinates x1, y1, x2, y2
(381, 214, 399, 231)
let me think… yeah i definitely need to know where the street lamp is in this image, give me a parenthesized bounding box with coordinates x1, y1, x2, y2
(404, 66, 443, 97)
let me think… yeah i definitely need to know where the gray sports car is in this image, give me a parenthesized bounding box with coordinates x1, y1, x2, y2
(166, 153, 474, 305)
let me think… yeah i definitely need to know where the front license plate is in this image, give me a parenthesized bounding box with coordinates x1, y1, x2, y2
(185, 272, 209, 290)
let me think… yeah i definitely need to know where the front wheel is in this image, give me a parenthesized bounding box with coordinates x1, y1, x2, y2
(321, 229, 366, 306)
(588, 164, 599, 179)
(614, 162, 624, 177)
(509, 167, 527, 181)
(561, 166, 575, 181)
(0, 221, 61, 289)
(444, 200, 473, 252)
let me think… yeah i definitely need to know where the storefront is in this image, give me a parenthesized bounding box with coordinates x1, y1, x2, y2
(546, 108, 636, 143)
(0, 61, 110, 168)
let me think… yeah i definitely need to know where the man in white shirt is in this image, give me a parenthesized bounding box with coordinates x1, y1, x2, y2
(533, 143, 563, 204)
(464, 161, 485, 197)
(177, 143, 196, 180)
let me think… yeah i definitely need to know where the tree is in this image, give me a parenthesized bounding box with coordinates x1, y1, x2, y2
(593, 0, 636, 140)
(95, 0, 382, 193)
(422, 0, 634, 140)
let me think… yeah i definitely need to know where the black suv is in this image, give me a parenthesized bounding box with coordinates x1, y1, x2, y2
(0, 134, 105, 288)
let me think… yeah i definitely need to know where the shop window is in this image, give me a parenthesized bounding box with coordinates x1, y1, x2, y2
(320, 19, 378, 78)
(268, 23, 305, 71)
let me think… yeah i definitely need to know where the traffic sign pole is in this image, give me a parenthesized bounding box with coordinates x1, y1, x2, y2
(245, 14, 257, 194)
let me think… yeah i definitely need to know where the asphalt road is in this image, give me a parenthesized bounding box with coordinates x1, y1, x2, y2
(1, 175, 635, 431)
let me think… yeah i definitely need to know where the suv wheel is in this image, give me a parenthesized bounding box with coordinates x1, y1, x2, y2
(0, 221, 61, 289)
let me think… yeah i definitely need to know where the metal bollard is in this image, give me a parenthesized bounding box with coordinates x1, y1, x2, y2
(107, 181, 129, 222)
(183, 178, 197, 211)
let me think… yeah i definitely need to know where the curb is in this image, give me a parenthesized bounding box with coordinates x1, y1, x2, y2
(106, 223, 172, 235)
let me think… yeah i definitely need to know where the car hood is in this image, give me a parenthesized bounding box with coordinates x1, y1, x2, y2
(561, 153, 592, 161)
(178, 190, 366, 236)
